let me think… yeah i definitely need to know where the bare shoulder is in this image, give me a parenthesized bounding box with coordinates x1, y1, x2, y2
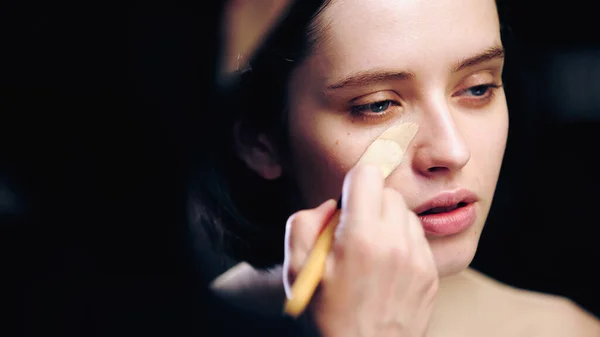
(509, 288, 600, 337)
(461, 268, 600, 337)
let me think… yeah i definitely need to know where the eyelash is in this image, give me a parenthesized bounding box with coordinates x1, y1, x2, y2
(349, 100, 400, 122)
(349, 83, 503, 121)
(456, 83, 503, 106)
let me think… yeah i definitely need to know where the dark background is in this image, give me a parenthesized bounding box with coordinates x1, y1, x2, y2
(471, 0, 600, 318)
(1, 0, 599, 335)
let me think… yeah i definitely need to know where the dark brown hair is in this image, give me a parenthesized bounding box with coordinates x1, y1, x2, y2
(190, 0, 333, 272)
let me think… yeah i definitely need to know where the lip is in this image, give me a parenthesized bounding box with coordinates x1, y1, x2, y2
(413, 189, 478, 237)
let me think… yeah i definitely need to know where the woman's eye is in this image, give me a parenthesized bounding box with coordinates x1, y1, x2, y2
(369, 100, 391, 113)
(462, 83, 503, 98)
(468, 85, 490, 96)
(352, 100, 396, 114)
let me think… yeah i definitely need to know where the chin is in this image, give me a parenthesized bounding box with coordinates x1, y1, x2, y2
(428, 225, 483, 278)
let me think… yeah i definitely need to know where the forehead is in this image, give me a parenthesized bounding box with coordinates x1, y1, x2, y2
(311, 0, 501, 79)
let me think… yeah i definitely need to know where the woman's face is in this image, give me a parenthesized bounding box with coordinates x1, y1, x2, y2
(247, 0, 508, 277)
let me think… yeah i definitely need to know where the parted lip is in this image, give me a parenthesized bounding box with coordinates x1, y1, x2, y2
(413, 189, 478, 215)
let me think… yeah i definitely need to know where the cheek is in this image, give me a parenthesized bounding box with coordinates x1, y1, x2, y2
(468, 108, 509, 197)
(287, 116, 374, 208)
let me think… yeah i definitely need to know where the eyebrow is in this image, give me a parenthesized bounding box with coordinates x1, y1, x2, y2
(326, 70, 416, 90)
(326, 44, 505, 91)
(451, 44, 505, 73)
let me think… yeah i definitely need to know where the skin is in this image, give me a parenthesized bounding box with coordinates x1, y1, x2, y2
(278, 0, 507, 278)
(231, 0, 600, 335)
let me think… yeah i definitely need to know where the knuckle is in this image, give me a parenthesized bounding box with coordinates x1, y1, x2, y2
(386, 243, 410, 263)
(413, 257, 439, 287)
(410, 258, 434, 277)
(346, 230, 372, 254)
(336, 229, 374, 261)
(423, 274, 440, 298)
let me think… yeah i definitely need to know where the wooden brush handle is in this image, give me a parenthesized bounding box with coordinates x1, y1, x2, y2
(283, 209, 341, 318)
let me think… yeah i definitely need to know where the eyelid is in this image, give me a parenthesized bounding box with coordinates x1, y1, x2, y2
(455, 71, 499, 89)
(351, 99, 399, 113)
(452, 70, 502, 97)
(453, 81, 503, 97)
(453, 83, 501, 108)
(349, 90, 402, 105)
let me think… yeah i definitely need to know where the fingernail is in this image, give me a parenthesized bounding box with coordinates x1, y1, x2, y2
(318, 198, 337, 210)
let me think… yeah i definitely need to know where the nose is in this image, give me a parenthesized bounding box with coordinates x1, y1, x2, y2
(411, 101, 471, 178)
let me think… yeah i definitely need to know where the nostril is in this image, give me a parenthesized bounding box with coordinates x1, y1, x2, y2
(427, 166, 447, 173)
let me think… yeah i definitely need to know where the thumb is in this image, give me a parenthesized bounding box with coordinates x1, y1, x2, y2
(210, 262, 285, 317)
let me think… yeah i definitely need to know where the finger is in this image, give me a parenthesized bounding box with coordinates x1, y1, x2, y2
(340, 164, 384, 227)
(285, 198, 338, 256)
(381, 186, 408, 221)
(380, 189, 434, 277)
(381, 189, 426, 242)
(283, 199, 337, 296)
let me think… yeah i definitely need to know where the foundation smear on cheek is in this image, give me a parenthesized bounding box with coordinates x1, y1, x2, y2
(354, 122, 419, 176)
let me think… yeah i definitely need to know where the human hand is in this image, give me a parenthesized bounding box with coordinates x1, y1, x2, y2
(211, 164, 437, 337)
(284, 165, 439, 337)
